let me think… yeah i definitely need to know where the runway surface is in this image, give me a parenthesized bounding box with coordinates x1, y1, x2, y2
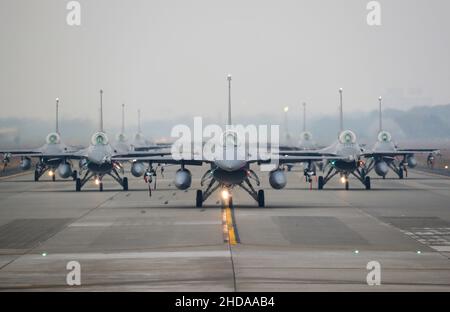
(0, 165, 449, 291)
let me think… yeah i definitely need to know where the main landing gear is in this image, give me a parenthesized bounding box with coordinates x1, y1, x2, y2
(196, 169, 265, 208)
(75, 167, 128, 192)
(318, 167, 371, 190)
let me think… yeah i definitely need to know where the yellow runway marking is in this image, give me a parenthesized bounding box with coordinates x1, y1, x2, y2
(223, 204, 238, 245)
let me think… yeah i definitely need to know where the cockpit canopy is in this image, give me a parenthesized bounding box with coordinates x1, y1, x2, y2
(46, 132, 61, 145)
(116, 133, 127, 142)
(222, 130, 239, 147)
(135, 133, 143, 141)
(377, 130, 392, 143)
(91, 132, 109, 146)
(339, 130, 357, 144)
(300, 131, 312, 141)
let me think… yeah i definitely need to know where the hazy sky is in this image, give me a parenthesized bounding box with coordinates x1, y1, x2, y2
(1, 0, 449, 129)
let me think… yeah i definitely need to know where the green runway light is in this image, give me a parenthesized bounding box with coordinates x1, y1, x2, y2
(416, 251, 421, 254)
(41, 252, 47, 257)
(354, 250, 359, 254)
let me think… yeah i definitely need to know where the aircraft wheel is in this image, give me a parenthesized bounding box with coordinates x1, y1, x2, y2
(382, 175, 386, 180)
(398, 168, 404, 179)
(72, 170, 78, 181)
(257, 190, 265, 207)
(34, 170, 39, 182)
(75, 178, 81, 192)
(229, 196, 233, 207)
(196, 190, 203, 208)
(365, 176, 371, 190)
(318, 176, 324, 190)
(123, 177, 129, 191)
(345, 180, 349, 190)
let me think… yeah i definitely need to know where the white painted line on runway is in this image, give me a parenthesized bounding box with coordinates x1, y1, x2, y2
(27, 250, 229, 261)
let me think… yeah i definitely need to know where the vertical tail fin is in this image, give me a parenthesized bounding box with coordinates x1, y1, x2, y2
(99, 89, 104, 132)
(227, 74, 232, 126)
(55, 98, 60, 134)
(121, 103, 125, 134)
(339, 88, 343, 133)
(378, 96, 382, 132)
(137, 109, 141, 133)
(302, 102, 306, 132)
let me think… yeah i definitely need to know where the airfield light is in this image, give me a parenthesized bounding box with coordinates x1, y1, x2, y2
(445, 165, 448, 169)
(94, 178, 100, 185)
(41, 252, 47, 257)
(416, 251, 422, 254)
(48, 170, 54, 177)
(340, 176, 346, 184)
(221, 189, 230, 200)
(354, 250, 359, 254)
(284, 106, 289, 113)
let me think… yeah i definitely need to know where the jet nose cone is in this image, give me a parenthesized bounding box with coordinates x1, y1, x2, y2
(216, 160, 246, 172)
(88, 149, 105, 165)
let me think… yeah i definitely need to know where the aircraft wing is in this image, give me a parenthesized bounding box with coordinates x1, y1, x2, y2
(363, 149, 440, 158)
(112, 155, 204, 166)
(133, 144, 172, 151)
(112, 151, 172, 160)
(277, 150, 338, 157)
(255, 154, 351, 165)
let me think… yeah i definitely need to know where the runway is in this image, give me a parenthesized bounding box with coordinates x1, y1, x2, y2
(0, 166, 449, 291)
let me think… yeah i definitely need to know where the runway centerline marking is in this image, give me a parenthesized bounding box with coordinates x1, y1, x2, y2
(222, 200, 240, 245)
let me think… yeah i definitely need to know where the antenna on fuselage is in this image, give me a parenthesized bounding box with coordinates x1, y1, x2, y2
(99, 89, 104, 132)
(378, 96, 383, 132)
(55, 97, 60, 134)
(339, 88, 343, 134)
(227, 74, 232, 126)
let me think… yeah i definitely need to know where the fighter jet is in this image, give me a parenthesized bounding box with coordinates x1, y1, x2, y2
(0, 98, 80, 181)
(282, 102, 319, 187)
(363, 97, 439, 179)
(113, 103, 171, 180)
(34, 90, 172, 192)
(115, 75, 347, 207)
(279, 89, 373, 190)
